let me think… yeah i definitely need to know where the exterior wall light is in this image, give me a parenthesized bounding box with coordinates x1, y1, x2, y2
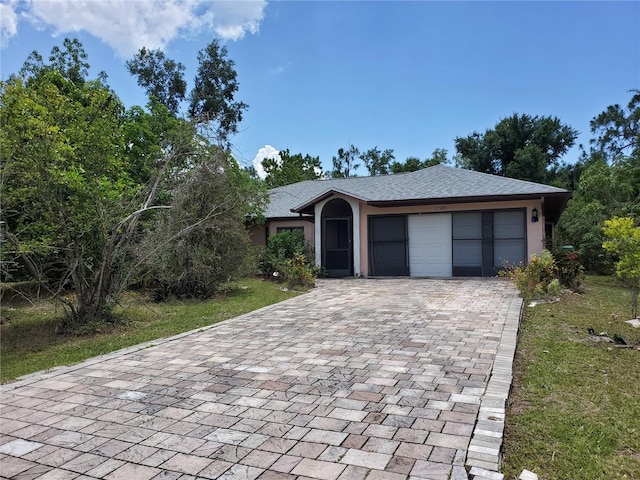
(531, 208, 539, 223)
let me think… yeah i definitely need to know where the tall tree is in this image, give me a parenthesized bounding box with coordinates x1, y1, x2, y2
(589, 89, 640, 162)
(262, 149, 323, 188)
(1, 39, 260, 326)
(1, 62, 133, 323)
(188, 38, 248, 144)
(557, 91, 640, 272)
(126, 47, 187, 115)
(361, 147, 394, 175)
(127, 38, 247, 145)
(331, 144, 360, 178)
(455, 113, 578, 183)
(20, 37, 90, 85)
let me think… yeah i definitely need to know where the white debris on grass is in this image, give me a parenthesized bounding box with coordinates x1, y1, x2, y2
(625, 319, 640, 328)
(519, 470, 539, 480)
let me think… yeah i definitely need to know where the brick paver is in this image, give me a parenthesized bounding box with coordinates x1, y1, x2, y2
(0, 278, 521, 479)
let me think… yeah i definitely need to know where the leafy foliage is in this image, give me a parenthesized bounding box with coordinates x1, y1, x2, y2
(126, 47, 187, 115)
(188, 38, 248, 144)
(1, 56, 132, 323)
(455, 113, 578, 182)
(331, 144, 360, 178)
(552, 250, 585, 292)
(259, 230, 316, 289)
(20, 38, 90, 85)
(1, 37, 259, 327)
(389, 148, 450, 173)
(136, 151, 257, 300)
(360, 147, 395, 175)
(556, 156, 640, 272)
(556, 91, 640, 272)
(262, 149, 323, 188)
(602, 216, 640, 318)
(503, 250, 561, 301)
(590, 90, 640, 161)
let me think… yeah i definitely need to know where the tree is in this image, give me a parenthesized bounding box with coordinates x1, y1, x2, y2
(455, 113, 578, 183)
(262, 149, 323, 188)
(188, 38, 248, 144)
(136, 150, 264, 299)
(126, 47, 187, 115)
(20, 38, 90, 85)
(1, 38, 259, 326)
(556, 91, 640, 272)
(330, 144, 360, 178)
(390, 156, 424, 173)
(127, 38, 247, 145)
(1, 62, 134, 323)
(602, 217, 640, 318)
(389, 148, 450, 173)
(361, 147, 394, 175)
(590, 90, 640, 162)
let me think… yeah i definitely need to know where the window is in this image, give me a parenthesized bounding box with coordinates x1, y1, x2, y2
(276, 226, 304, 234)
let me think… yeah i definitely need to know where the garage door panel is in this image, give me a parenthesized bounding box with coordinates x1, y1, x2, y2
(369, 216, 409, 276)
(408, 214, 452, 277)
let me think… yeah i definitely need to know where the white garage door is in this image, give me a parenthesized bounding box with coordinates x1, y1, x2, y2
(408, 213, 452, 277)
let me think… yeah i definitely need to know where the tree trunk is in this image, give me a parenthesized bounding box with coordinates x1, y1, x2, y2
(632, 285, 639, 319)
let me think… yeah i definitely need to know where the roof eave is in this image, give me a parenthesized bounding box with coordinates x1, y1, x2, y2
(291, 189, 367, 214)
(366, 191, 570, 208)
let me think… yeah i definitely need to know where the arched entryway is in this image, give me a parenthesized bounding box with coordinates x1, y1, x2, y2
(321, 198, 353, 277)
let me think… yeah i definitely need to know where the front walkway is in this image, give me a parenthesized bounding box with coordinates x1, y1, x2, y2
(0, 278, 521, 480)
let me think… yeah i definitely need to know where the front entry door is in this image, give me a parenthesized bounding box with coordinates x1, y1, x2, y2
(323, 217, 352, 277)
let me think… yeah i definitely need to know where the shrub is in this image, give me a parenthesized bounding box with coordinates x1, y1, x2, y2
(136, 156, 255, 301)
(282, 253, 315, 289)
(503, 249, 560, 301)
(553, 249, 585, 291)
(259, 230, 316, 289)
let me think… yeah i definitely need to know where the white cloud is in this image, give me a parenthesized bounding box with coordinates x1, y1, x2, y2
(0, 1, 19, 48)
(193, 1, 264, 41)
(16, 0, 266, 57)
(252, 144, 280, 179)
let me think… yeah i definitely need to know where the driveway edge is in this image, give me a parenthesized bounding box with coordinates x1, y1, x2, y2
(466, 293, 523, 480)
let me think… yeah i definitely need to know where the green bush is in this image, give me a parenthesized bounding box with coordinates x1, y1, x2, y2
(553, 249, 585, 291)
(282, 253, 315, 289)
(259, 230, 316, 289)
(503, 250, 560, 301)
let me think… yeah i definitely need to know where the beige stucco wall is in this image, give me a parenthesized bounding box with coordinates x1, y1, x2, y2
(359, 199, 544, 276)
(248, 224, 267, 246)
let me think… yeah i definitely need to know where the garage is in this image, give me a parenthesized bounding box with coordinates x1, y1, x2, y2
(408, 213, 452, 276)
(369, 209, 527, 277)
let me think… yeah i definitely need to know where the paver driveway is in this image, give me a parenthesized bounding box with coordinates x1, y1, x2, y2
(0, 278, 521, 480)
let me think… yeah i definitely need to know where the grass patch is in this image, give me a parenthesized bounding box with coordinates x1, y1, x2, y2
(0, 278, 299, 383)
(503, 276, 640, 479)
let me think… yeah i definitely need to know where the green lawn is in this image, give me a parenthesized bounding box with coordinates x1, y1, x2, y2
(0, 278, 299, 383)
(502, 276, 640, 480)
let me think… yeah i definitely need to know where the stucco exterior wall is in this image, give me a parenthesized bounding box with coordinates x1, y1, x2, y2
(248, 224, 267, 246)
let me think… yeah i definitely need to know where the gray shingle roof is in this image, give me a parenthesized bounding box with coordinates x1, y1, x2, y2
(265, 164, 568, 219)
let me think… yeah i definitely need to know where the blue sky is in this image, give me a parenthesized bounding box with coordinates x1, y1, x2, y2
(1, 1, 638, 177)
